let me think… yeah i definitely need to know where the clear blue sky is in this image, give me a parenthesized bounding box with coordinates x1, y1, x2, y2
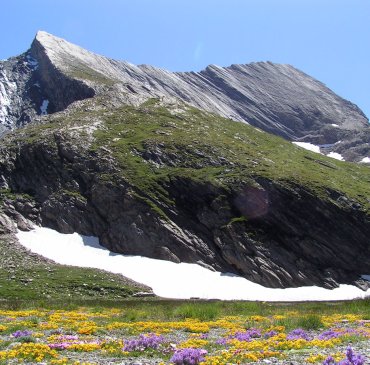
(1, 0, 369, 118)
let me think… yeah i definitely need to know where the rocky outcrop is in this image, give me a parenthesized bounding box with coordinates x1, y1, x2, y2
(0, 32, 369, 291)
(0, 53, 41, 134)
(1, 31, 369, 161)
(0, 33, 95, 134)
(0, 101, 368, 290)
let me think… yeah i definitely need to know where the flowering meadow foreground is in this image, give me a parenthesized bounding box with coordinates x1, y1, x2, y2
(0, 302, 368, 365)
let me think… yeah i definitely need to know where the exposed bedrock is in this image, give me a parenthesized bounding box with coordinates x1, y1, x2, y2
(0, 133, 368, 290)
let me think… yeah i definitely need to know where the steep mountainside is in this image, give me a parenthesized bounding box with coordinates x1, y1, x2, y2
(0, 97, 369, 290)
(0, 31, 369, 162)
(0, 31, 369, 293)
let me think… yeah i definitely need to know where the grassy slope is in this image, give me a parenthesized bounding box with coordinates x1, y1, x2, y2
(90, 98, 370, 212)
(9, 97, 369, 213)
(1, 97, 369, 301)
(0, 296, 369, 320)
(0, 235, 150, 300)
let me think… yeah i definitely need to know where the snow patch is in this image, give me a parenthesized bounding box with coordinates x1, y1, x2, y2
(360, 157, 370, 163)
(0, 70, 17, 124)
(26, 55, 38, 70)
(293, 142, 345, 161)
(292, 142, 321, 153)
(40, 99, 49, 115)
(319, 141, 341, 148)
(331, 123, 339, 127)
(327, 152, 344, 161)
(16, 226, 370, 301)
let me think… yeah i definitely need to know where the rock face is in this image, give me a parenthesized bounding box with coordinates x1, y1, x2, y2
(0, 99, 369, 290)
(1, 31, 369, 161)
(0, 31, 369, 291)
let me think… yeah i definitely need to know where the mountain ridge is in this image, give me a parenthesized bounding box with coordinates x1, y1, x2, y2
(0, 97, 369, 290)
(0, 31, 369, 162)
(0, 31, 369, 293)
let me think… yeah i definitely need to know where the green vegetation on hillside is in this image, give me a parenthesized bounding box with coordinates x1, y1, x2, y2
(0, 237, 148, 301)
(90, 99, 370, 212)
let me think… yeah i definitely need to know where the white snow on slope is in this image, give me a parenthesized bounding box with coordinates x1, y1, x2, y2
(293, 142, 321, 153)
(293, 142, 345, 161)
(360, 157, 370, 163)
(327, 152, 344, 161)
(0, 69, 17, 124)
(16, 226, 370, 301)
(25, 55, 38, 70)
(40, 99, 49, 115)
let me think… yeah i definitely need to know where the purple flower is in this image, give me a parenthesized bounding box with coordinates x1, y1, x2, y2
(264, 330, 278, 339)
(60, 335, 79, 341)
(12, 330, 33, 338)
(341, 347, 365, 365)
(233, 328, 262, 342)
(171, 348, 207, 365)
(318, 330, 341, 340)
(48, 343, 70, 350)
(287, 328, 311, 341)
(215, 337, 227, 345)
(123, 333, 164, 352)
(323, 356, 335, 365)
(322, 347, 365, 365)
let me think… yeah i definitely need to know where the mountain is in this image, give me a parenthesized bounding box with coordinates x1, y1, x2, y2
(1, 31, 369, 162)
(0, 31, 369, 294)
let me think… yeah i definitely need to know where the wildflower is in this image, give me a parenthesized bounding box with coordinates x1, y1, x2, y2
(12, 330, 33, 338)
(170, 348, 207, 365)
(48, 343, 70, 350)
(215, 337, 227, 345)
(264, 330, 278, 338)
(287, 328, 311, 341)
(123, 333, 164, 352)
(318, 330, 341, 340)
(322, 347, 365, 365)
(232, 328, 262, 341)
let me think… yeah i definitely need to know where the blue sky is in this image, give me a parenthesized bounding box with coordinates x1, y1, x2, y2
(1, 0, 369, 118)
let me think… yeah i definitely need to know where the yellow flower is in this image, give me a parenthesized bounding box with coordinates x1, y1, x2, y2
(77, 321, 98, 335)
(178, 338, 208, 348)
(69, 343, 101, 352)
(306, 353, 327, 363)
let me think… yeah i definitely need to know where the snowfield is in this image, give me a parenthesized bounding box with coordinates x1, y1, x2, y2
(292, 142, 345, 161)
(327, 151, 344, 161)
(16, 226, 370, 301)
(293, 142, 321, 153)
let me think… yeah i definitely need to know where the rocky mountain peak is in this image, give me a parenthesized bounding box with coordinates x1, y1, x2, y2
(0, 32, 369, 292)
(0, 31, 369, 161)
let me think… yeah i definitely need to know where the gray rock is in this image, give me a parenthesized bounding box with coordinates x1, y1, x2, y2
(0, 212, 16, 234)
(132, 292, 155, 298)
(1, 31, 369, 161)
(0, 31, 369, 291)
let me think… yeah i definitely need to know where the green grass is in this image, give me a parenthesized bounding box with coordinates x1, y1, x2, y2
(0, 298, 369, 320)
(0, 235, 148, 301)
(1, 98, 369, 305)
(5, 97, 370, 216)
(173, 303, 221, 320)
(275, 314, 324, 331)
(0, 266, 137, 300)
(89, 100, 370, 212)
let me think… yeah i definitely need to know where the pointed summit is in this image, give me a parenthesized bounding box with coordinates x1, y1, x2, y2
(1, 31, 369, 161)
